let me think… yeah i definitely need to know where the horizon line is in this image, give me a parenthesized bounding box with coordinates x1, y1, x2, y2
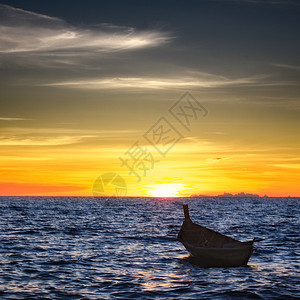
(0, 195, 299, 198)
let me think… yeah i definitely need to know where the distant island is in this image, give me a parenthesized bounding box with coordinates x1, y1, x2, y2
(217, 192, 261, 198)
(190, 192, 265, 198)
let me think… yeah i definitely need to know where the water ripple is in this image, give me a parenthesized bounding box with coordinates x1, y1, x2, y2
(0, 196, 299, 299)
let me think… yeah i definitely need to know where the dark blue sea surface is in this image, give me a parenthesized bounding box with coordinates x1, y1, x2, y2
(0, 197, 299, 299)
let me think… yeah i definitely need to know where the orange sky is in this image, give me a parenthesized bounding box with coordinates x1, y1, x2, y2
(1, 97, 299, 197)
(0, 2, 299, 197)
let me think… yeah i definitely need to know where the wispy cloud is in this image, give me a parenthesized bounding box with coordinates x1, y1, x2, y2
(272, 164, 300, 169)
(0, 117, 31, 121)
(41, 74, 272, 90)
(0, 127, 141, 146)
(1, 127, 141, 136)
(0, 4, 171, 65)
(0, 136, 90, 146)
(251, 96, 300, 110)
(273, 63, 300, 71)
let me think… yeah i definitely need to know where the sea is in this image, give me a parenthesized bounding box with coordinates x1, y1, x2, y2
(0, 196, 299, 299)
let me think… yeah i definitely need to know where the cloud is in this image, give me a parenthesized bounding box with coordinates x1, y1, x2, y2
(0, 117, 32, 121)
(0, 136, 87, 146)
(0, 4, 171, 64)
(272, 164, 300, 169)
(272, 63, 300, 71)
(251, 96, 300, 110)
(0, 127, 141, 146)
(1, 127, 141, 136)
(41, 74, 271, 90)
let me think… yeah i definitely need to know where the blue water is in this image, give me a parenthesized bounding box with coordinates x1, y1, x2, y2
(0, 197, 299, 299)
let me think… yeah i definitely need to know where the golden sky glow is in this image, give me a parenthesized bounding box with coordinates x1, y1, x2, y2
(0, 2, 299, 197)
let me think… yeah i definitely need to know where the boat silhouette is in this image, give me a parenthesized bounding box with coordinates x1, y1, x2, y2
(177, 204, 255, 267)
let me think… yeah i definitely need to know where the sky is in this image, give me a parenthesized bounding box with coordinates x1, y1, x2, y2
(0, 0, 299, 197)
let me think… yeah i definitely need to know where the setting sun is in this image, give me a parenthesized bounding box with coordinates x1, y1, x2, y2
(145, 183, 185, 198)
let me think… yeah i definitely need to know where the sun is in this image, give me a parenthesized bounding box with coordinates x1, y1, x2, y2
(145, 183, 184, 198)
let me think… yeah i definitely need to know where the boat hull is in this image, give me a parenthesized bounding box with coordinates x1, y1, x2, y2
(177, 205, 255, 267)
(182, 241, 253, 267)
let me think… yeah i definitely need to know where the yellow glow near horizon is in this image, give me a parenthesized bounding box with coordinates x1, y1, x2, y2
(145, 183, 185, 198)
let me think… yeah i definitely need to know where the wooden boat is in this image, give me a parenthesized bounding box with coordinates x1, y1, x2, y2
(177, 204, 255, 267)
